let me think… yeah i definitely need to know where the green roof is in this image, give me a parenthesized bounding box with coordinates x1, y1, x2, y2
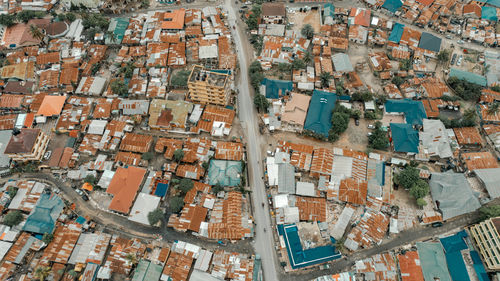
(23, 193, 64, 234)
(416, 242, 452, 281)
(132, 260, 162, 281)
(208, 160, 243, 187)
(390, 123, 419, 153)
(449, 68, 487, 87)
(303, 90, 337, 137)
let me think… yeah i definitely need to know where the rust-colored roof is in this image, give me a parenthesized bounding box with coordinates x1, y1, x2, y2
(162, 252, 193, 281)
(36, 52, 60, 65)
(346, 210, 389, 249)
(167, 203, 208, 232)
(176, 164, 204, 180)
(184, 181, 211, 204)
(211, 250, 254, 281)
(207, 191, 252, 240)
(398, 251, 425, 281)
(310, 148, 334, 177)
(421, 81, 449, 98)
(453, 127, 484, 146)
(107, 166, 147, 214)
(480, 89, 500, 103)
(155, 138, 183, 159)
(338, 178, 368, 205)
(119, 133, 153, 153)
(59, 67, 79, 85)
(182, 138, 211, 163)
(463, 3, 481, 17)
(215, 141, 243, 161)
(4, 128, 40, 154)
(483, 124, 500, 135)
(58, 147, 74, 168)
(162, 9, 186, 30)
(295, 196, 327, 222)
(0, 261, 15, 280)
(4, 232, 35, 264)
(480, 104, 500, 123)
(356, 253, 397, 281)
(38, 223, 82, 266)
(0, 94, 23, 108)
(103, 236, 146, 275)
(38, 69, 59, 89)
(262, 2, 286, 16)
(462, 151, 499, 171)
(0, 114, 16, 130)
(36, 95, 66, 117)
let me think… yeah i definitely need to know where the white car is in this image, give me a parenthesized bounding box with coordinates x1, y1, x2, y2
(43, 151, 52, 160)
(367, 124, 375, 129)
(75, 189, 83, 196)
(457, 55, 463, 66)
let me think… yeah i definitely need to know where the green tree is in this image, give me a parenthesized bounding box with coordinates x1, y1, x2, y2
(334, 238, 345, 253)
(368, 122, 389, 150)
(249, 34, 263, 54)
(67, 270, 78, 278)
(169, 196, 185, 213)
(84, 174, 96, 185)
(320, 72, 332, 88)
(91, 62, 101, 75)
(201, 161, 209, 170)
(147, 208, 164, 226)
(125, 253, 138, 266)
(110, 80, 128, 97)
(303, 51, 313, 64)
(292, 58, 305, 70)
(392, 76, 404, 87)
(416, 198, 427, 207)
(141, 152, 154, 161)
(0, 14, 16, 27)
(409, 179, 429, 199)
(394, 166, 419, 189)
(7, 186, 18, 199)
(42, 233, 54, 244)
(29, 24, 45, 45)
(301, 24, 315, 39)
(278, 63, 292, 73)
(487, 103, 499, 115)
(171, 70, 191, 87)
(254, 94, 269, 113)
(212, 184, 224, 194)
(140, 0, 150, 8)
(17, 10, 45, 23)
(249, 61, 264, 90)
(120, 61, 135, 79)
(65, 13, 76, 22)
(399, 59, 411, 71)
(492, 85, 500, 92)
(246, 5, 261, 30)
(173, 149, 184, 162)
(351, 91, 373, 102)
(447, 76, 482, 101)
(479, 205, 500, 220)
(437, 49, 450, 64)
(3, 210, 23, 227)
(34, 266, 51, 281)
(82, 13, 109, 30)
(178, 178, 194, 193)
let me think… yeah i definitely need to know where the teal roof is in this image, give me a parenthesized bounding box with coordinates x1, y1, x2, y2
(390, 123, 419, 153)
(261, 78, 293, 99)
(382, 0, 403, 13)
(208, 160, 243, 187)
(449, 68, 487, 86)
(385, 99, 427, 126)
(106, 18, 129, 44)
(416, 242, 452, 281)
(323, 3, 335, 18)
(487, 0, 500, 7)
(23, 193, 64, 235)
(303, 90, 337, 137)
(132, 260, 162, 281)
(482, 6, 498, 21)
(388, 23, 405, 43)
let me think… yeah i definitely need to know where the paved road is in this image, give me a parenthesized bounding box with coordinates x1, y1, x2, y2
(226, 2, 280, 281)
(19, 173, 253, 254)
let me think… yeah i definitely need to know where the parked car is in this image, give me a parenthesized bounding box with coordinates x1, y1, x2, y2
(451, 53, 457, 65)
(43, 151, 52, 160)
(457, 55, 463, 66)
(367, 132, 373, 137)
(432, 222, 444, 227)
(367, 124, 375, 129)
(355, 119, 359, 126)
(82, 194, 89, 201)
(75, 189, 83, 196)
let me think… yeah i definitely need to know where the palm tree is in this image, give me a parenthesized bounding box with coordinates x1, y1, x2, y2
(303, 50, 313, 64)
(105, 30, 116, 44)
(320, 72, 332, 88)
(29, 25, 45, 46)
(463, 107, 477, 121)
(488, 103, 499, 116)
(125, 253, 138, 266)
(34, 266, 51, 281)
(334, 238, 345, 254)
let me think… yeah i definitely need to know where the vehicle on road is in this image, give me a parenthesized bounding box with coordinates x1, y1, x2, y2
(355, 119, 359, 126)
(457, 40, 464, 45)
(82, 194, 89, 201)
(367, 132, 373, 136)
(261, 203, 264, 207)
(75, 189, 83, 196)
(432, 222, 444, 227)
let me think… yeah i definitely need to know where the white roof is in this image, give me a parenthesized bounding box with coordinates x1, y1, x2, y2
(87, 120, 108, 135)
(193, 249, 213, 272)
(128, 193, 160, 225)
(295, 182, 316, 197)
(199, 45, 218, 59)
(419, 119, 452, 159)
(189, 104, 203, 124)
(331, 205, 355, 239)
(98, 170, 115, 190)
(284, 207, 300, 224)
(365, 100, 376, 110)
(267, 157, 279, 186)
(0, 241, 12, 262)
(274, 194, 289, 208)
(68, 232, 111, 265)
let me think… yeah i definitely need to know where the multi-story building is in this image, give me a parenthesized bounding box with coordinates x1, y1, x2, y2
(187, 65, 230, 106)
(261, 3, 286, 24)
(4, 128, 49, 162)
(469, 217, 500, 270)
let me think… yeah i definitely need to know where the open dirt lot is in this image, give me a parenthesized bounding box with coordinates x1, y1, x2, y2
(287, 8, 321, 34)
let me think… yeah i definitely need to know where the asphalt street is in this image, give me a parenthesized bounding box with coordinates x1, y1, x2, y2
(226, 1, 280, 281)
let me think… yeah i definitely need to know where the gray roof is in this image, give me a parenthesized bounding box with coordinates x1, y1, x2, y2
(419, 119, 452, 158)
(199, 45, 218, 59)
(331, 53, 354, 73)
(429, 171, 480, 220)
(295, 182, 315, 197)
(485, 51, 500, 87)
(119, 100, 150, 115)
(416, 242, 452, 281)
(475, 168, 500, 198)
(278, 163, 295, 194)
(418, 32, 442, 53)
(0, 130, 12, 168)
(331, 205, 354, 239)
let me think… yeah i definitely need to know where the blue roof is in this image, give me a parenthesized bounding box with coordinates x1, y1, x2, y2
(390, 123, 419, 153)
(23, 193, 64, 235)
(261, 78, 293, 99)
(487, 0, 500, 7)
(278, 224, 341, 269)
(323, 3, 335, 18)
(303, 90, 337, 137)
(388, 23, 405, 43)
(154, 183, 168, 197)
(449, 68, 488, 86)
(471, 251, 490, 281)
(439, 231, 471, 281)
(385, 99, 427, 125)
(76, 216, 86, 225)
(382, 0, 403, 13)
(482, 6, 498, 21)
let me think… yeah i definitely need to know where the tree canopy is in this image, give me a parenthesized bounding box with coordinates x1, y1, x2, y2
(292, 59, 305, 70)
(141, 152, 154, 161)
(178, 178, 194, 193)
(254, 94, 269, 113)
(328, 105, 351, 142)
(82, 13, 109, 30)
(110, 80, 128, 97)
(394, 166, 419, 189)
(479, 205, 500, 220)
(447, 76, 482, 101)
(320, 72, 332, 88)
(171, 70, 191, 87)
(246, 5, 261, 30)
(368, 121, 389, 150)
(4, 210, 22, 227)
(147, 209, 164, 226)
(301, 24, 315, 39)
(0, 14, 16, 27)
(169, 196, 184, 213)
(173, 149, 184, 162)
(249, 61, 264, 91)
(437, 49, 450, 64)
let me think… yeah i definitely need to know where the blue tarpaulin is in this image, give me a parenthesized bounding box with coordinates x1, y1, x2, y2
(154, 183, 168, 197)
